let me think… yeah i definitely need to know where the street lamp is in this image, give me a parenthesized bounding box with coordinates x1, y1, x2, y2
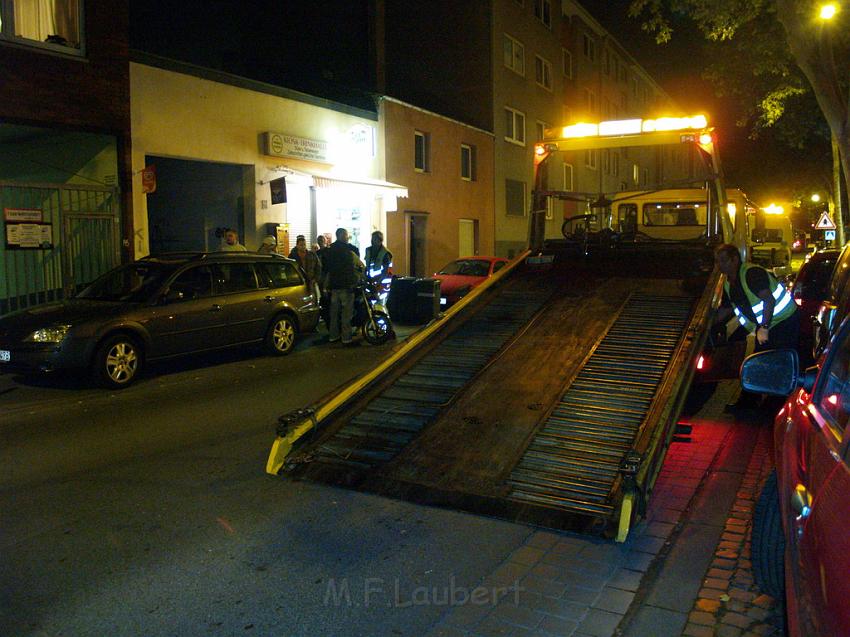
(818, 3, 845, 245)
(820, 3, 839, 19)
(811, 193, 822, 203)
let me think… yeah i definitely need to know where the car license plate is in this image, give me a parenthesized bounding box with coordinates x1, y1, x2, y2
(0, 350, 9, 362)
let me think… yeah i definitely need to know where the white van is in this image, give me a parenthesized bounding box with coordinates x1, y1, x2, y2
(747, 208, 793, 273)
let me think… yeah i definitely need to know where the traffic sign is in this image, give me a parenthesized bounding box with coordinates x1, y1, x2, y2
(816, 211, 837, 230)
(826, 230, 836, 241)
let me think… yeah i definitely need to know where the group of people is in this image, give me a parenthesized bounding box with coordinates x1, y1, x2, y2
(219, 227, 392, 347)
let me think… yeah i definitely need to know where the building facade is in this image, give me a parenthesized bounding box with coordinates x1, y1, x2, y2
(0, 0, 132, 315)
(130, 58, 405, 259)
(381, 97, 495, 277)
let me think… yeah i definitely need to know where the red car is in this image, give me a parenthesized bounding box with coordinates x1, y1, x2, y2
(791, 248, 840, 362)
(434, 257, 508, 307)
(744, 322, 850, 636)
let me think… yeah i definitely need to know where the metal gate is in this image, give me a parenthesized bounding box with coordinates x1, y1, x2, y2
(0, 183, 119, 316)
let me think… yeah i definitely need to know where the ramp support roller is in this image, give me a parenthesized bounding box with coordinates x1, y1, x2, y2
(616, 450, 643, 542)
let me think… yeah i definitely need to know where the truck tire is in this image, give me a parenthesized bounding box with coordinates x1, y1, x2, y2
(752, 470, 785, 599)
(93, 333, 143, 389)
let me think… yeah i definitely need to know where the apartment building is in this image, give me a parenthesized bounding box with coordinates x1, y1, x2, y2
(0, 0, 132, 315)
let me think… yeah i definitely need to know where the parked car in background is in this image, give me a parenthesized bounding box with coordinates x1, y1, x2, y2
(744, 318, 850, 637)
(813, 243, 850, 359)
(434, 256, 509, 307)
(791, 248, 840, 363)
(791, 230, 808, 254)
(0, 252, 319, 388)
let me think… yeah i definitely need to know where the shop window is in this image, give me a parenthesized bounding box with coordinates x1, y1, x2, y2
(535, 55, 552, 91)
(504, 106, 525, 146)
(505, 179, 526, 216)
(0, 0, 83, 52)
(503, 33, 525, 76)
(460, 144, 476, 181)
(414, 130, 430, 172)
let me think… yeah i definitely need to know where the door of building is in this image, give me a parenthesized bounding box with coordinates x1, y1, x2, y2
(406, 212, 428, 277)
(458, 219, 477, 257)
(0, 183, 119, 315)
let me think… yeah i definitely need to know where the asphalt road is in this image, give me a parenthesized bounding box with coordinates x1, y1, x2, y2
(0, 332, 533, 636)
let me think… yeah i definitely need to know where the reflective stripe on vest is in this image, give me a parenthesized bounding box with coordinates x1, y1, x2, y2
(725, 263, 794, 332)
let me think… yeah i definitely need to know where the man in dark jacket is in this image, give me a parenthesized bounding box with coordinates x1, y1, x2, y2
(322, 228, 364, 345)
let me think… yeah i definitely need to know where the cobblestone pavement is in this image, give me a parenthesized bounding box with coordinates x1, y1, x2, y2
(425, 382, 788, 637)
(680, 416, 785, 637)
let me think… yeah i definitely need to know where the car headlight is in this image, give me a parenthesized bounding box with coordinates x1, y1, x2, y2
(25, 325, 72, 343)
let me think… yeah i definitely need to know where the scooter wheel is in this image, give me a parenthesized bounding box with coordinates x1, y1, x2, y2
(363, 313, 392, 345)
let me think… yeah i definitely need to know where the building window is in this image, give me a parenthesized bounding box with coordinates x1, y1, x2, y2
(506, 179, 526, 216)
(603, 49, 612, 76)
(612, 152, 619, 177)
(504, 107, 526, 146)
(603, 149, 611, 175)
(0, 0, 83, 52)
(585, 149, 598, 170)
(584, 88, 596, 116)
(562, 48, 572, 78)
(582, 33, 596, 62)
(460, 144, 476, 181)
(535, 120, 549, 142)
(563, 163, 574, 190)
(534, 0, 551, 28)
(642, 167, 649, 186)
(633, 164, 639, 185)
(503, 33, 525, 76)
(414, 131, 430, 172)
(534, 55, 552, 90)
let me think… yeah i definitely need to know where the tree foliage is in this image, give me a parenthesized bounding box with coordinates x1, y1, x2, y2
(630, 0, 849, 201)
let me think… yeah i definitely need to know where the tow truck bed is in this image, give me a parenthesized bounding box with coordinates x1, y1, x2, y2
(286, 256, 717, 535)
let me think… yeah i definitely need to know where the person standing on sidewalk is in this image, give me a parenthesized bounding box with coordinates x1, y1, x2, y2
(289, 234, 322, 300)
(713, 243, 799, 410)
(322, 228, 364, 346)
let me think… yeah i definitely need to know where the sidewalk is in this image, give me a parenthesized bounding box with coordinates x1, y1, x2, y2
(424, 380, 785, 637)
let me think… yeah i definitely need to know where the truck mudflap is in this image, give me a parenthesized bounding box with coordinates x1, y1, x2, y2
(267, 256, 722, 541)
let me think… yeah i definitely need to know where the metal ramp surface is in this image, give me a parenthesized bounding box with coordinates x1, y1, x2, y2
(507, 294, 694, 518)
(299, 287, 551, 477)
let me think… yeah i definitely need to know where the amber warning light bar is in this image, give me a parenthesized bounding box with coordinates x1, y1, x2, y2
(556, 114, 709, 139)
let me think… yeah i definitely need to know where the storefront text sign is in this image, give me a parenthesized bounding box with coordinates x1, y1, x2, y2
(263, 132, 329, 162)
(4, 208, 42, 222)
(5, 222, 53, 249)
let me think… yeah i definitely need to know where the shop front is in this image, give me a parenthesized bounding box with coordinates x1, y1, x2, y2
(131, 61, 406, 258)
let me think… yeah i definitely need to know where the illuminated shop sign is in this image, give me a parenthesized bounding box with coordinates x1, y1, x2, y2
(263, 132, 329, 162)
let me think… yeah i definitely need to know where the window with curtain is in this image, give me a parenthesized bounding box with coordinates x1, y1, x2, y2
(1, 0, 81, 50)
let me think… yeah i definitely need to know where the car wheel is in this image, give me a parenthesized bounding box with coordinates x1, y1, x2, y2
(93, 334, 143, 389)
(267, 314, 296, 355)
(752, 470, 786, 599)
(362, 312, 391, 345)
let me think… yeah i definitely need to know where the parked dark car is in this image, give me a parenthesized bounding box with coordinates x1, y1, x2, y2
(0, 252, 320, 388)
(791, 248, 840, 362)
(744, 319, 850, 637)
(813, 243, 850, 358)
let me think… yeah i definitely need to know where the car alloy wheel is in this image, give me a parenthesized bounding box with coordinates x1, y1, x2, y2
(268, 315, 296, 355)
(95, 335, 142, 389)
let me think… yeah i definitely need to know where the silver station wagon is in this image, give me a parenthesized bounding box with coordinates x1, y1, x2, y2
(0, 252, 320, 388)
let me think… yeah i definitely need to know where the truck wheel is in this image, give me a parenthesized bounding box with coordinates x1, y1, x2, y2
(362, 313, 391, 345)
(752, 470, 785, 599)
(93, 334, 143, 389)
(266, 314, 296, 355)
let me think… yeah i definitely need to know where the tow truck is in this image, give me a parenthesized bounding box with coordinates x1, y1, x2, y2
(266, 114, 748, 541)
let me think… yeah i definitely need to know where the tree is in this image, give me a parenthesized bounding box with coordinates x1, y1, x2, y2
(630, 0, 849, 229)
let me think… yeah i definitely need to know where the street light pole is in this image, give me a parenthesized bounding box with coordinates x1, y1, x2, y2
(819, 4, 845, 245)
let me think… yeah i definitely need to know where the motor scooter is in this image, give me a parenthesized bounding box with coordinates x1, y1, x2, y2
(353, 279, 394, 344)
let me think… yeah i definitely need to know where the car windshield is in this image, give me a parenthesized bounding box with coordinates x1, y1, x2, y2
(438, 260, 490, 277)
(76, 263, 178, 302)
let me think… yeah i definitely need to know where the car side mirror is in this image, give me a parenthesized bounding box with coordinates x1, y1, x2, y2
(741, 349, 801, 396)
(162, 289, 185, 304)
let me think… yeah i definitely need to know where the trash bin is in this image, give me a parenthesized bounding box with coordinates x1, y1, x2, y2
(414, 278, 441, 324)
(388, 276, 417, 323)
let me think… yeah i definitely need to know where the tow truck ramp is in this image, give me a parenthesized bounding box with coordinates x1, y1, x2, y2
(272, 258, 717, 540)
